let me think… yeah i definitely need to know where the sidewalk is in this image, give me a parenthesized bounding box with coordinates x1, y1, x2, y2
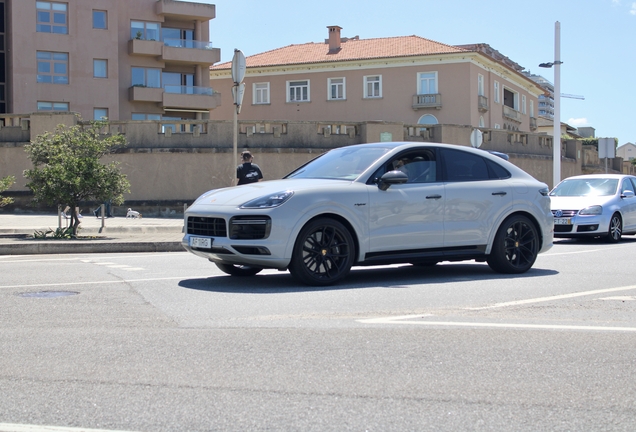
(0, 213, 185, 255)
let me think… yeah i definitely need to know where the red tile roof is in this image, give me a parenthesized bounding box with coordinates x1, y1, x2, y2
(211, 35, 468, 70)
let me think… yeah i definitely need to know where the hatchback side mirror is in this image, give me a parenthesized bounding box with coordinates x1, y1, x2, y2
(378, 170, 408, 191)
(621, 190, 635, 199)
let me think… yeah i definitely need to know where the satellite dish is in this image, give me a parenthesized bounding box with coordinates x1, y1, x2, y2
(470, 129, 483, 148)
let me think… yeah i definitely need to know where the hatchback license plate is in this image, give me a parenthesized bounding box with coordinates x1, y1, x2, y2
(190, 236, 212, 248)
(554, 218, 571, 225)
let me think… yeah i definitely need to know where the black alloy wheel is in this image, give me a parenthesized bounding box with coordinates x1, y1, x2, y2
(288, 218, 355, 286)
(487, 215, 539, 274)
(606, 213, 622, 243)
(215, 263, 263, 277)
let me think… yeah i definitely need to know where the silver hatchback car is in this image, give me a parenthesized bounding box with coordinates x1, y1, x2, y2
(183, 142, 553, 285)
(550, 174, 636, 242)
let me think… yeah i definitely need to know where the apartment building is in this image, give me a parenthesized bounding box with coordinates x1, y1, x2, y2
(0, 0, 220, 122)
(209, 26, 544, 133)
(523, 72, 555, 119)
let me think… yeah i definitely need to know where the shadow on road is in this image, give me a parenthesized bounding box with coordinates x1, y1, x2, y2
(178, 262, 558, 294)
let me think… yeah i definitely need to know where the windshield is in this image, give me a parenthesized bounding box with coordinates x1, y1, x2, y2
(285, 146, 392, 180)
(550, 178, 618, 197)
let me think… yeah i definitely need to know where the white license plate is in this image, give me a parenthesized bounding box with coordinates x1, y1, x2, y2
(190, 236, 212, 248)
(554, 218, 572, 225)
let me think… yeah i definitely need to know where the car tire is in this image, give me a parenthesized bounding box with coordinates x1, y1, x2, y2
(288, 218, 355, 286)
(605, 213, 622, 243)
(215, 263, 262, 277)
(487, 215, 539, 274)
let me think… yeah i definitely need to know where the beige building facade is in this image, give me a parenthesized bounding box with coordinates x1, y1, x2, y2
(0, 0, 220, 122)
(210, 26, 544, 134)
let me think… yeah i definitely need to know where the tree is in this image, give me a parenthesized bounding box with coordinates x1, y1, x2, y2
(0, 175, 15, 207)
(24, 119, 131, 237)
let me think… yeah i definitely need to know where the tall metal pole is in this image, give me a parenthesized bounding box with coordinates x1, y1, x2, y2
(553, 21, 561, 186)
(233, 97, 238, 178)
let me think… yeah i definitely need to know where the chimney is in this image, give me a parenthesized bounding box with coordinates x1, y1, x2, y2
(327, 26, 342, 52)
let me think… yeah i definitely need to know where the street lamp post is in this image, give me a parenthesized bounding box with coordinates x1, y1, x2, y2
(539, 21, 562, 188)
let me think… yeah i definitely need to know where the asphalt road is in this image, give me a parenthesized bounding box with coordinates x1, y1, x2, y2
(1, 238, 636, 431)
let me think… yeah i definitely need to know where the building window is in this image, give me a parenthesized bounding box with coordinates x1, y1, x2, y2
(503, 87, 518, 110)
(162, 71, 194, 93)
(417, 114, 438, 125)
(36, 2, 68, 34)
(162, 28, 194, 47)
(132, 113, 161, 120)
(478, 74, 484, 96)
(522, 95, 527, 114)
(253, 82, 270, 104)
(328, 77, 345, 100)
(93, 59, 107, 78)
(530, 100, 535, 118)
(418, 72, 437, 95)
(37, 101, 69, 111)
(131, 67, 161, 88)
(479, 116, 485, 127)
(94, 108, 108, 120)
(287, 80, 309, 102)
(494, 81, 500, 104)
(37, 51, 68, 84)
(93, 10, 107, 29)
(131, 21, 159, 40)
(364, 75, 382, 98)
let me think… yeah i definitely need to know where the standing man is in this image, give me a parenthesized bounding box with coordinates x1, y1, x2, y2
(234, 150, 264, 186)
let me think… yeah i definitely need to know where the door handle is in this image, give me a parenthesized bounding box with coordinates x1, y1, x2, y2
(492, 191, 507, 196)
(426, 194, 442, 199)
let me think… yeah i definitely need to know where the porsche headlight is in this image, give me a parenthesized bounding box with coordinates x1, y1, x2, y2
(241, 190, 294, 209)
(579, 205, 602, 216)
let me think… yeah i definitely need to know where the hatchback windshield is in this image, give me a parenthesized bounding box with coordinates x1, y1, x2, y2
(550, 178, 618, 197)
(286, 146, 391, 180)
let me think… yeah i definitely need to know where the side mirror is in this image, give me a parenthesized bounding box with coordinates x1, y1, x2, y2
(378, 170, 408, 191)
(621, 190, 635, 199)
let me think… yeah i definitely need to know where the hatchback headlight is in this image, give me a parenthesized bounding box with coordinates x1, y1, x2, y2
(579, 205, 602, 215)
(241, 190, 294, 209)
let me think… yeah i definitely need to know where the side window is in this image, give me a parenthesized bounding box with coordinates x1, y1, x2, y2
(485, 159, 511, 179)
(381, 150, 437, 184)
(622, 178, 636, 194)
(441, 149, 490, 182)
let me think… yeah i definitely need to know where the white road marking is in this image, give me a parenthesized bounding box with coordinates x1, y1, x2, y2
(357, 314, 636, 332)
(0, 275, 210, 290)
(598, 296, 636, 301)
(467, 284, 636, 310)
(0, 423, 138, 432)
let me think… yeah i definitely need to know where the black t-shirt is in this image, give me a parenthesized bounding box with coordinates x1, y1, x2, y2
(236, 162, 263, 185)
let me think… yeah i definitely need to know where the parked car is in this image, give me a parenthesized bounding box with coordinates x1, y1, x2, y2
(183, 142, 553, 286)
(549, 174, 636, 242)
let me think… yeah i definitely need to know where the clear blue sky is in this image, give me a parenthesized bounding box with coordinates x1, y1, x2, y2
(194, 0, 636, 146)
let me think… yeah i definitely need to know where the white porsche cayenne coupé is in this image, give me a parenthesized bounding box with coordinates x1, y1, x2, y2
(183, 142, 554, 286)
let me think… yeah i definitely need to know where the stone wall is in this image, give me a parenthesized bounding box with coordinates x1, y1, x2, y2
(0, 112, 619, 215)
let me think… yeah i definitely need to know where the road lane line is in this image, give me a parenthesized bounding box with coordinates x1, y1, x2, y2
(357, 315, 636, 332)
(0, 423, 138, 432)
(467, 284, 636, 310)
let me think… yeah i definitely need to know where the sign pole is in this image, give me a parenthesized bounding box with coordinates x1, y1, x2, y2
(230, 49, 246, 186)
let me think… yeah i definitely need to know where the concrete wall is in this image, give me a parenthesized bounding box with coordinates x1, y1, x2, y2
(0, 113, 620, 214)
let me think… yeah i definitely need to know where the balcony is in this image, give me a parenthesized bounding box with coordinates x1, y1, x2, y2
(155, 0, 215, 20)
(530, 117, 537, 131)
(129, 85, 221, 110)
(412, 93, 442, 110)
(502, 105, 522, 123)
(128, 38, 220, 66)
(478, 95, 488, 112)
(162, 39, 220, 65)
(162, 85, 221, 110)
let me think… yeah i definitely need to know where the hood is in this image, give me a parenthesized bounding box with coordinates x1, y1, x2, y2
(190, 178, 354, 208)
(550, 195, 613, 210)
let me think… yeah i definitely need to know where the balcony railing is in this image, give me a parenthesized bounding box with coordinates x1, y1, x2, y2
(412, 93, 442, 110)
(478, 95, 488, 112)
(164, 85, 215, 96)
(502, 105, 522, 122)
(163, 38, 214, 50)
